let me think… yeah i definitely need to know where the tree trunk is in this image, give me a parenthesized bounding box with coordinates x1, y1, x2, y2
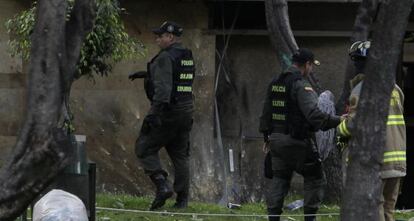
(336, 0, 380, 114)
(322, 147, 343, 203)
(264, 0, 298, 71)
(0, 0, 95, 219)
(323, 0, 380, 203)
(341, 1, 413, 220)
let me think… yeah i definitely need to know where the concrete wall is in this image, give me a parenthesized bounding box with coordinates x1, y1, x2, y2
(0, 0, 223, 202)
(0, 0, 28, 167)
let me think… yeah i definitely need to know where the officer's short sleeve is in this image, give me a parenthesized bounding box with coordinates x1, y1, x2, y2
(259, 81, 274, 134)
(294, 80, 341, 131)
(152, 51, 173, 104)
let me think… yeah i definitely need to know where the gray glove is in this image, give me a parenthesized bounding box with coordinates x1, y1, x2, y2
(128, 71, 147, 81)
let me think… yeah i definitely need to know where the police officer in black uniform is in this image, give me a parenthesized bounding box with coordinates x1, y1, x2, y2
(259, 48, 342, 221)
(129, 21, 194, 210)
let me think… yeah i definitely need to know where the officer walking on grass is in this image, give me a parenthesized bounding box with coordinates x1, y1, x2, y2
(259, 48, 343, 221)
(129, 21, 195, 210)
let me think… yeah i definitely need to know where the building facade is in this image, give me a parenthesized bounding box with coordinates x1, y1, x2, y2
(0, 0, 412, 207)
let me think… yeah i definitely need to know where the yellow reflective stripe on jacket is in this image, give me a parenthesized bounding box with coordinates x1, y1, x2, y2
(388, 115, 404, 119)
(338, 120, 351, 137)
(383, 151, 406, 163)
(387, 115, 405, 126)
(387, 121, 405, 125)
(383, 157, 406, 163)
(384, 151, 406, 157)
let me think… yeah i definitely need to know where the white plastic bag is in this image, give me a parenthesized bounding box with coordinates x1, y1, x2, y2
(316, 90, 337, 160)
(33, 189, 88, 221)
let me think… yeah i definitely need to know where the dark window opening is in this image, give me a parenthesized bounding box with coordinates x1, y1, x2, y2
(208, 1, 359, 31)
(396, 63, 414, 209)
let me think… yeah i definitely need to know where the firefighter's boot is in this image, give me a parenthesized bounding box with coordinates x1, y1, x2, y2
(304, 207, 317, 221)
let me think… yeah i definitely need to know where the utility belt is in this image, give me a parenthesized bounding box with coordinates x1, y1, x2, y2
(169, 96, 193, 110)
(158, 110, 193, 120)
(171, 94, 193, 103)
(157, 103, 193, 117)
(270, 125, 312, 140)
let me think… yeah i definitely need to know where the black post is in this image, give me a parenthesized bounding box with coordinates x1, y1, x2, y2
(88, 162, 96, 221)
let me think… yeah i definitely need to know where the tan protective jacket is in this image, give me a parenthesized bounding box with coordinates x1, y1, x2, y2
(337, 75, 406, 178)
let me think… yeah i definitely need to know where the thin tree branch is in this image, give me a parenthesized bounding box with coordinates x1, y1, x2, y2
(64, 0, 96, 86)
(265, 0, 297, 71)
(336, 0, 380, 114)
(265, 0, 322, 92)
(60, 0, 96, 129)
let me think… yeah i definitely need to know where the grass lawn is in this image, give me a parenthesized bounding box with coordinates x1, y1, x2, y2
(96, 193, 414, 221)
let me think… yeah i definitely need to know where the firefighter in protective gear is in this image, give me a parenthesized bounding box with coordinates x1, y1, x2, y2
(130, 21, 195, 210)
(259, 48, 342, 221)
(338, 41, 406, 221)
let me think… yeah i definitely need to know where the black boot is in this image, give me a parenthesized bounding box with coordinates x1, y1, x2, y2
(304, 216, 316, 221)
(267, 207, 282, 221)
(149, 173, 173, 210)
(173, 191, 188, 209)
(304, 207, 317, 221)
(305, 216, 316, 221)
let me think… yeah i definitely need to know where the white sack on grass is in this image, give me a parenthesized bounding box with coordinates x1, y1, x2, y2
(33, 189, 88, 221)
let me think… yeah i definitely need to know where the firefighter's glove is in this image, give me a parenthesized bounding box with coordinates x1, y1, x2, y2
(263, 131, 270, 143)
(336, 136, 348, 152)
(262, 132, 271, 153)
(128, 71, 147, 81)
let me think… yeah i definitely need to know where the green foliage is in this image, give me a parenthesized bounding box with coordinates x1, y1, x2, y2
(5, 0, 146, 79)
(17, 193, 414, 221)
(5, 4, 35, 61)
(96, 193, 414, 221)
(78, 0, 146, 79)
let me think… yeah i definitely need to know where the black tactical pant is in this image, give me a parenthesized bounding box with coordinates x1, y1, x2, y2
(266, 134, 326, 217)
(135, 113, 193, 194)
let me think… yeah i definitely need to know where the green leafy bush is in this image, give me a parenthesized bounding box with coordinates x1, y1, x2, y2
(5, 0, 146, 79)
(5, 4, 35, 61)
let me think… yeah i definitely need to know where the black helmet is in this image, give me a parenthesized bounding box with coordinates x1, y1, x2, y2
(349, 41, 370, 60)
